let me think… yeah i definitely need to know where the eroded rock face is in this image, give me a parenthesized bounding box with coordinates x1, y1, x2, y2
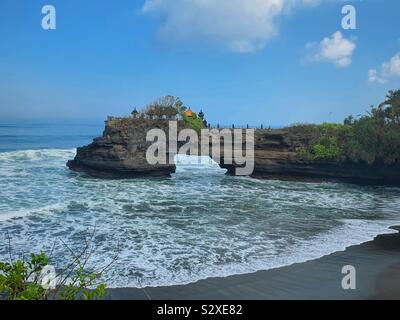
(247, 129, 400, 185)
(67, 118, 182, 178)
(67, 118, 400, 185)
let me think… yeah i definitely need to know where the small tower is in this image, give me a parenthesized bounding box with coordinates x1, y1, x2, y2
(198, 109, 208, 127)
(131, 108, 139, 118)
(198, 109, 204, 120)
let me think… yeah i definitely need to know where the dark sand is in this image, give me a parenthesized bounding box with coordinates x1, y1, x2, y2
(108, 226, 400, 300)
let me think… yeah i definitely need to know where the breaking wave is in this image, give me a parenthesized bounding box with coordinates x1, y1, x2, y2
(0, 149, 400, 288)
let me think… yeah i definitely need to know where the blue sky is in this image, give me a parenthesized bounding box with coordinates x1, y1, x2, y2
(0, 0, 399, 126)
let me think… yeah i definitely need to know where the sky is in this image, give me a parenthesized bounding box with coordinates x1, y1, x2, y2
(0, 0, 399, 127)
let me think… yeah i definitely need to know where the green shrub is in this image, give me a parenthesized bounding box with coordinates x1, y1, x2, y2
(312, 142, 342, 160)
(183, 113, 206, 133)
(309, 123, 349, 161)
(0, 253, 49, 300)
(0, 252, 108, 300)
(0, 229, 118, 300)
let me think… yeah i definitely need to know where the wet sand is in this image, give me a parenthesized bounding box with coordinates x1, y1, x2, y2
(108, 226, 400, 300)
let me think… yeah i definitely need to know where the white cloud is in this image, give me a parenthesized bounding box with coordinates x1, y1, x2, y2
(306, 31, 356, 68)
(368, 69, 386, 84)
(142, 0, 322, 53)
(369, 53, 400, 84)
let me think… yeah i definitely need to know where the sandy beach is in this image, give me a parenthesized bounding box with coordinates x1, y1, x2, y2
(108, 226, 400, 300)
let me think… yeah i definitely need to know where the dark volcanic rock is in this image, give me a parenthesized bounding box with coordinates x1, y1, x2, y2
(67, 118, 182, 178)
(246, 129, 400, 185)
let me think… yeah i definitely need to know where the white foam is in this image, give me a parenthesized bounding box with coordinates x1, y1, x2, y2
(0, 148, 76, 161)
(102, 219, 399, 288)
(0, 203, 69, 222)
(0, 148, 400, 289)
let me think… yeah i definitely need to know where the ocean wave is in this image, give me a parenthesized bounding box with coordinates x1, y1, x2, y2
(0, 148, 76, 161)
(0, 148, 399, 288)
(106, 219, 399, 288)
(0, 203, 69, 222)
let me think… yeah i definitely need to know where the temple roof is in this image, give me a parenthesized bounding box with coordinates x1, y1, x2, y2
(184, 108, 193, 117)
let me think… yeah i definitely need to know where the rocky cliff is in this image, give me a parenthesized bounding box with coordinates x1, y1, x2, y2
(67, 118, 400, 185)
(248, 128, 400, 185)
(67, 118, 185, 178)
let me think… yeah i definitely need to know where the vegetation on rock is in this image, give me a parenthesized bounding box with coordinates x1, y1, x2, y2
(136, 95, 207, 132)
(182, 112, 206, 133)
(142, 95, 185, 120)
(294, 89, 400, 165)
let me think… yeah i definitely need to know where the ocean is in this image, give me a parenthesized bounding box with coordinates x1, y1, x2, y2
(0, 123, 399, 288)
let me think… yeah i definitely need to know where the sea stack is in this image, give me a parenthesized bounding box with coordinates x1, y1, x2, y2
(67, 117, 183, 178)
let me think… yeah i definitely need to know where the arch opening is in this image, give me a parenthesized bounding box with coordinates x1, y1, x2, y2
(173, 154, 227, 176)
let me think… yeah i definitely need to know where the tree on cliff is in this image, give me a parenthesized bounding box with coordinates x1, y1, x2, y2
(381, 89, 400, 125)
(300, 89, 400, 165)
(143, 96, 184, 120)
(345, 89, 400, 164)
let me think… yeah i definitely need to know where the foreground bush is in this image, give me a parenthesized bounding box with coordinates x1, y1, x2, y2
(0, 253, 107, 300)
(0, 230, 118, 300)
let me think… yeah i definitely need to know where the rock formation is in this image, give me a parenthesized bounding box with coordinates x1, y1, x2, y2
(67, 118, 182, 178)
(248, 129, 400, 185)
(67, 117, 400, 185)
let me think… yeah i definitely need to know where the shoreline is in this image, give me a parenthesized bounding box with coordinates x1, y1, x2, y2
(108, 226, 400, 300)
